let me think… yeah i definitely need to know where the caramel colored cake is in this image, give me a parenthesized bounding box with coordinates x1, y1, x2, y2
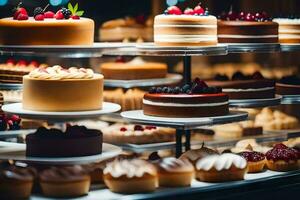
(101, 57, 167, 80)
(273, 18, 300, 43)
(208, 72, 275, 99)
(143, 78, 229, 118)
(276, 75, 300, 95)
(218, 12, 278, 43)
(23, 65, 103, 112)
(26, 126, 103, 157)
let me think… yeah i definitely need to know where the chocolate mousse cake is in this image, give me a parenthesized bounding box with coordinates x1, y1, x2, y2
(218, 11, 278, 43)
(207, 72, 275, 99)
(143, 78, 229, 118)
(26, 125, 103, 157)
(276, 75, 300, 95)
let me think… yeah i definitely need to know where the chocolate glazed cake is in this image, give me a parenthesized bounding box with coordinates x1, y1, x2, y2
(26, 126, 103, 157)
(143, 78, 229, 118)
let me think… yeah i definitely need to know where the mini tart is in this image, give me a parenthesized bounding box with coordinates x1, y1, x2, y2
(239, 151, 266, 173)
(265, 143, 300, 172)
(103, 159, 157, 194)
(39, 166, 91, 197)
(156, 157, 194, 187)
(195, 153, 248, 182)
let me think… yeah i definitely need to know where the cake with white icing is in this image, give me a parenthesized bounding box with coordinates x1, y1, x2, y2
(23, 65, 103, 111)
(273, 18, 300, 43)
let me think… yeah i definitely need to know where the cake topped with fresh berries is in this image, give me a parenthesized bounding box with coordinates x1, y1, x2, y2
(154, 2, 218, 46)
(0, 2, 94, 45)
(217, 10, 278, 43)
(143, 78, 229, 118)
(207, 71, 275, 99)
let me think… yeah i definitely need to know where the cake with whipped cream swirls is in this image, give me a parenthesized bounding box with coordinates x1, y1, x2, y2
(23, 65, 103, 111)
(273, 18, 300, 43)
(218, 11, 278, 43)
(143, 78, 229, 118)
(154, 4, 217, 46)
(101, 57, 167, 80)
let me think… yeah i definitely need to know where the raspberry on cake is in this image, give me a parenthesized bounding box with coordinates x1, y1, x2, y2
(143, 78, 229, 118)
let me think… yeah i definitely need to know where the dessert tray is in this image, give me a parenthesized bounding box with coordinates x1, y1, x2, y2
(121, 110, 248, 129)
(0, 142, 122, 165)
(229, 96, 282, 108)
(225, 43, 281, 53)
(0, 83, 22, 90)
(281, 95, 300, 104)
(2, 102, 121, 121)
(104, 74, 182, 88)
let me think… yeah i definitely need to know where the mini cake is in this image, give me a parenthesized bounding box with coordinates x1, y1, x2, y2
(265, 143, 299, 171)
(156, 157, 194, 187)
(239, 151, 266, 173)
(23, 65, 103, 111)
(208, 72, 275, 99)
(273, 18, 300, 43)
(100, 16, 153, 42)
(26, 125, 103, 157)
(101, 57, 167, 80)
(102, 124, 175, 144)
(218, 11, 278, 43)
(276, 75, 300, 95)
(0, 3, 94, 45)
(39, 166, 91, 197)
(195, 153, 248, 182)
(154, 4, 217, 46)
(103, 159, 157, 194)
(143, 78, 229, 118)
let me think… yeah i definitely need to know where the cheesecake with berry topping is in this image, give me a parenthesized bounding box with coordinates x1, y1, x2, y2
(154, 4, 218, 46)
(0, 3, 94, 45)
(207, 72, 275, 99)
(143, 78, 229, 118)
(23, 65, 103, 111)
(218, 11, 278, 43)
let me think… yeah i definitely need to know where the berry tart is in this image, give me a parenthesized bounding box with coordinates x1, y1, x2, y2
(154, 3, 217, 46)
(143, 78, 229, 118)
(239, 151, 266, 173)
(100, 57, 167, 80)
(218, 11, 278, 43)
(208, 72, 275, 99)
(273, 18, 300, 43)
(276, 75, 300, 95)
(265, 143, 300, 171)
(0, 3, 94, 45)
(23, 65, 103, 112)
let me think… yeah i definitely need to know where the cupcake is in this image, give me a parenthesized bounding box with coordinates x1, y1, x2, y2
(265, 143, 300, 172)
(156, 157, 194, 187)
(103, 159, 157, 194)
(239, 151, 266, 173)
(39, 165, 91, 197)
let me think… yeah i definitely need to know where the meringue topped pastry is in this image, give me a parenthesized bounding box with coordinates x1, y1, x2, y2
(23, 65, 103, 111)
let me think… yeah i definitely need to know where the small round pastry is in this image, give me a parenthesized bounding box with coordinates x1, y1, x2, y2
(239, 151, 266, 173)
(103, 159, 157, 194)
(156, 157, 194, 187)
(0, 165, 36, 199)
(265, 143, 300, 172)
(195, 153, 248, 182)
(39, 165, 91, 197)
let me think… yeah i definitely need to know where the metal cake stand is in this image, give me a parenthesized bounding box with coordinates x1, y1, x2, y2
(229, 96, 282, 108)
(281, 95, 300, 104)
(280, 44, 300, 52)
(226, 43, 281, 53)
(0, 83, 23, 90)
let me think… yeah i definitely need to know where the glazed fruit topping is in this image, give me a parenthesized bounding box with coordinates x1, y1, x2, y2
(34, 14, 44, 21)
(145, 125, 157, 130)
(184, 8, 195, 15)
(215, 71, 265, 81)
(44, 11, 55, 18)
(55, 10, 64, 20)
(134, 125, 144, 131)
(194, 3, 205, 15)
(239, 151, 265, 162)
(165, 6, 182, 15)
(120, 127, 127, 132)
(266, 143, 299, 162)
(219, 10, 271, 22)
(0, 114, 21, 131)
(61, 8, 72, 19)
(164, 2, 209, 16)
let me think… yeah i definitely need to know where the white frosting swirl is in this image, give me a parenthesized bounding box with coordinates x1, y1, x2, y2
(196, 153, 247, 171)
(103, 159, 157, 178)
(28, 65, 95, 80)
(159, 157, 194, 173)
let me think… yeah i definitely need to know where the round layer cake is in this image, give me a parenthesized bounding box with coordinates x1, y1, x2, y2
(0, 17, 94, 45)
(273, 18, 300, 44)
(23, 65, 103, 111)
(101, 57, 167, 80)
(143, 79, 229, 118)
(276, 75, 300, 95)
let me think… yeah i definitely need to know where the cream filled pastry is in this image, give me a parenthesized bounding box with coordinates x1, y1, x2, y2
(103, 159, 157, 193)
(23, 65, 103, 111)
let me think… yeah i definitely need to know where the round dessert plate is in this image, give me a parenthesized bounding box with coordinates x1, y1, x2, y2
(280, 44, 300, 52)
(0, 143, 122, 165)
(229, 96, 282, 108)
(121, 110, 248, 129)
(0, 83, 22, 90)
(104, 74, 182, 88)
(2, 102, 121, 121)
(281, 95, 300, 104)
(226, 43, 280, 53)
